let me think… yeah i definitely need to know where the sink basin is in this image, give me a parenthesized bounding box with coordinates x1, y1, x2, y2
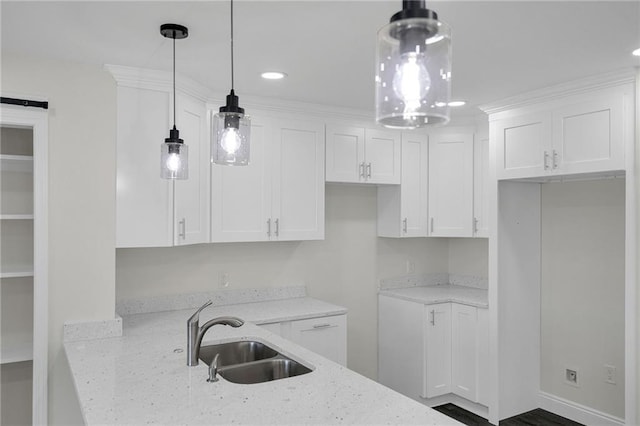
(219, 358, 312, 384)
(199, 340, 278, 366)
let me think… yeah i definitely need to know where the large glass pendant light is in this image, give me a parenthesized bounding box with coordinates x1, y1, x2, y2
(212, 0, 250, 166)
(160, 23, 189, 179)
(376, 0, 452, 128)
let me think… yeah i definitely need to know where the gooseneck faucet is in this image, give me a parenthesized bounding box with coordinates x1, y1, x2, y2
(187, 300, 244, 366)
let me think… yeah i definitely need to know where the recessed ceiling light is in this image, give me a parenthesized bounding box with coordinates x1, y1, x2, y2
(261, 71, 287, 80)
(632, 48, 640, 57)
(448, 101, 467, 107)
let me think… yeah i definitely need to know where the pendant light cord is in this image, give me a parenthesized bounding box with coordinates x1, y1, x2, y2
(173, 35, 176, 127)
(230, 0, 235, 90)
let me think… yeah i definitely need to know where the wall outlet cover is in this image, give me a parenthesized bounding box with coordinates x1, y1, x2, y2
(604, 364, 616, 385)
(564, 367, 579, 387)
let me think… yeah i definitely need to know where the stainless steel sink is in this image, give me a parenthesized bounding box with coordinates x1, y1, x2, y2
(199, 340, 312, 384)
(218, 358, 312, 384)
(199, 340, 278, 366)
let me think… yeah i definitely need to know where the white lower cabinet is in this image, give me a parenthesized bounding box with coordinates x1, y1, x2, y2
(379, 295, 488, 405)
(259, 314, 347, 366)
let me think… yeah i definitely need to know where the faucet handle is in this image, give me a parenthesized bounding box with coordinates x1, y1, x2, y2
(188, 300, 213, 325)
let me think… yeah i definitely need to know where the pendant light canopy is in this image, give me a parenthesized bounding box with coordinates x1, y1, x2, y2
(376, 0, 452, 128)
(160, 23, 189, 179)
(213, 0, 251, 166)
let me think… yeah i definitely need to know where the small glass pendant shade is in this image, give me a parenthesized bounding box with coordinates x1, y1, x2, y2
(376, 16, 452, 128)
(160, 136, 189, 179)
(212, 90, 251, 166)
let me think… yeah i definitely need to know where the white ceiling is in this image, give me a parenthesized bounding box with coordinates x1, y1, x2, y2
(2, 1, 639, 116)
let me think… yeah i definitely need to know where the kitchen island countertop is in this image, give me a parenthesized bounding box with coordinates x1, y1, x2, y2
(65, 296, 462, 425)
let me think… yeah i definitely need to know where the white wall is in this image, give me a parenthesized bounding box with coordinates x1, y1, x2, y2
(540, 179, 625, 418)
(1, 53, 117, 425)
(448, 238, 488, 278)
(117, 184, 451, 379)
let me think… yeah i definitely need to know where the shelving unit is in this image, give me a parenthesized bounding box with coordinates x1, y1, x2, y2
(0, 109, 48, 425)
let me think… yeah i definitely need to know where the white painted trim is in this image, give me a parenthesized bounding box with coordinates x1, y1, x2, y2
(0, 102, 49, 426)
(539, 392, 624, 426)
(480, 68, 636, 115)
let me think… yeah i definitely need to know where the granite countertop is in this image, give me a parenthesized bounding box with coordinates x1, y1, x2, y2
(65, 296, 462, 425)
(379, 284, 488, 308)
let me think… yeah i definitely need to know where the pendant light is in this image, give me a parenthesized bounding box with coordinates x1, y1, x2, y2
(376, 0, 452, 128)
(212, 0, 251, 166)
(160, 23, 189, 179)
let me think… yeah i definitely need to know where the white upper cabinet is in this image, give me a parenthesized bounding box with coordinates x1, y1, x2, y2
(116, 85, 173, 247)
(326, 124, 401, 184)
(428, 131, 474, 237)
(211, 117, 271, 242)
(211, 115, 325, 242)
(174, 93, 210, 246)
(473, 134, 489, 238)
(491, 82, 633, 180)
(377, 132, 429, 237)
(115, 83, 209, 248)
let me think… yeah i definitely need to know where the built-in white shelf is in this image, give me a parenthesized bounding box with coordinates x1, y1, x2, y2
(0, 268, 34, 279)
(0, 340, 33, 365)
(0, 155, 34, 172)
(0, 214, 34, 220)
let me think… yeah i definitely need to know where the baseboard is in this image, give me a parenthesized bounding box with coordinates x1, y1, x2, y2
(538, 391, 624, 426)
(420, 393, 490, 420)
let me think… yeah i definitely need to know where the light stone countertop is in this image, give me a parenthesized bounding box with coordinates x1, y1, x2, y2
(65, 296, 462, 425)
(379, 284, 489, 308)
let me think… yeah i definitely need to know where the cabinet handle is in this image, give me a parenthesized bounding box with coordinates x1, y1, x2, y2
(544, 151, 550, 170)
(267, 218, 271, 237)
(312, 323, 333, 329)
(552, 150, 559, 169)
(430, 217, 434, 233)
(359, 162, 365, 179)
(367, 163, 372, 179)
(473, 217, 479, 235)
(430, 309, 435, 326)
(402, 218, 408, 234)
(275, 218, 279, 237)
(179, 218, 186, 239)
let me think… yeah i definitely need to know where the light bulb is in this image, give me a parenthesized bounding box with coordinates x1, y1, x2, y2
(220, 127, 244, 154)
(166, 152, 181, 172)
(392, 53, 431, 111)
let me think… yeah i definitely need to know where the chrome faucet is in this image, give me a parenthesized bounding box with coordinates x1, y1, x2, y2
(187, 300, 244, 366)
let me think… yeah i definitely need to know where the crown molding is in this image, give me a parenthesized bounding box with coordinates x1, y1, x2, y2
(479, 68, 637, 115)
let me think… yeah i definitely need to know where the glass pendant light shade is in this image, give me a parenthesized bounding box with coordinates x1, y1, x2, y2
(160, 127, 189, 179)
(376, 1, 452, 128)
(212, 90, 250, 166)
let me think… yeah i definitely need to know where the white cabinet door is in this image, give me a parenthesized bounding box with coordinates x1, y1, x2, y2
(378, 295, 425, 400)
(476, 307, 490, 406)
(473, 134, 489, 238)
(116, 85, 173, 247)
(325, 125, 364, 183)
(174, 93, 209, 246)
(451, 303, 478, 401)
(211, 117, 271, 242)
(364, 129, 401, 184)
(494, 112, 552, 180)
(271, 119, 325, 241)
(428, 133, 474, 237)
(552, 91, 626, 175)
(424, 303, 452, 398)
(377, 133, 428, 237)
(289, 315, 347, 366)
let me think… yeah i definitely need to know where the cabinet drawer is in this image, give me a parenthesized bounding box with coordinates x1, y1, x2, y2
(289, 315, 347, 366)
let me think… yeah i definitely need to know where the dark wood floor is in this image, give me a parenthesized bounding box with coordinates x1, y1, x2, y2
(433, 403, 584, 426)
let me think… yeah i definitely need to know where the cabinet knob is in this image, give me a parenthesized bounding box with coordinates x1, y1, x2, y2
(179, 218, 186, 239)
(402, 218, 408, 234)
(267, 218, 271, 237)
(366, 163, 372, 179)
(275, 218, 279, 237)
(544, 151, 550, 170)
(473, 217, 479, 235)
(430, 309, 435, 326)
(359, 162, 365, 179)
(552, 150, 559, 169)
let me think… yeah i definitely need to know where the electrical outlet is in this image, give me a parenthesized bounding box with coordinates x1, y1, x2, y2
(405, 260, 415, 274)
(605, 365, 616, 385)
(565, 368, 579, 387)
(220, 272, 230, 288)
